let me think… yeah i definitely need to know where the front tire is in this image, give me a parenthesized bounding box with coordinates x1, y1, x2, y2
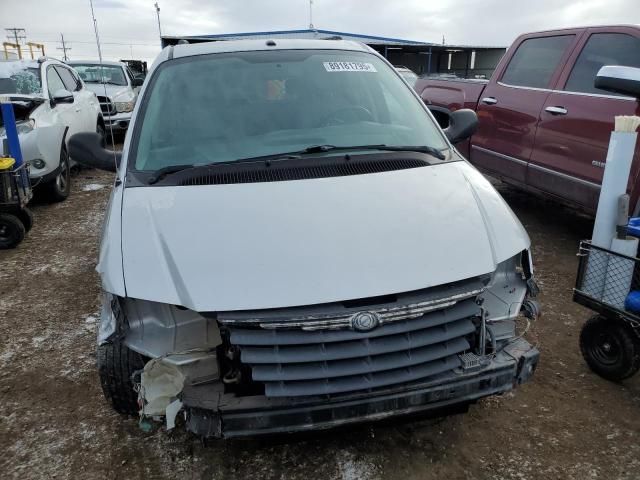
(97, 340, 146, 415)
(580, 315, 640, 381)
(44, 144, 71, 202)
(0, 213, 26, 249)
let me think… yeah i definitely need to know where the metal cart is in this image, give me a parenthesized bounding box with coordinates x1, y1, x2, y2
(0, 161, 33, 248)
(574, 240, 640, 381)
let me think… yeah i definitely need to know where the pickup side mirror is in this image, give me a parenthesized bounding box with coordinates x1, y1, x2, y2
(69, 132, 121, 172)
(51, 89, 74, 105)
(595, 66, 640, 98)
(132, 76, 144, 87)
(443, 109, 478, 144)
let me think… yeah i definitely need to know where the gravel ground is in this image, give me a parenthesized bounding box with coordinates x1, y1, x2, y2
(1, 168, 640, 480)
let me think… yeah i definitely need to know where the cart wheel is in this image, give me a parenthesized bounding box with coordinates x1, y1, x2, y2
(16, 208, 34, 232)
(580, 315, 640, 381)
(0, 213, 26, 249)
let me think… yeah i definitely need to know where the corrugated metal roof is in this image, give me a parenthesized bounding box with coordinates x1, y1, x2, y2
(162, 29, 435, 46)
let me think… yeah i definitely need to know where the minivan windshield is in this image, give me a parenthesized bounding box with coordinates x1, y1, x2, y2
(132, 49, 448, 171)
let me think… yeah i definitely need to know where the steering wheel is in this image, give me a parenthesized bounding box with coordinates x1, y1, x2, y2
(322, 106, 375, 126)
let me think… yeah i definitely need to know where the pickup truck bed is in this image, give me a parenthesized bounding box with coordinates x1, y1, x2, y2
(415, 25, 640, 214)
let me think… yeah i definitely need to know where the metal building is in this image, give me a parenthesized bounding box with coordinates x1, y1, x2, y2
(161, 29, 506, 79)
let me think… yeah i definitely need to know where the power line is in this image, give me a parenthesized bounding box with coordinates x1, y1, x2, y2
(56, 33, 71, 61)
(5, 27, 26, 45)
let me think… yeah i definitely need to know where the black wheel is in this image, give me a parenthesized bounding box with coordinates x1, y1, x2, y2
(16, 207, 34, 232)
(97, 121, 106, 148)
(579, 315, 640, 381)
(97, 340, 146, 415)
(44, 144, 71, 202)
(0, 213, 26, 249)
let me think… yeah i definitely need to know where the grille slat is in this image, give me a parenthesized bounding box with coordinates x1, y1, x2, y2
(239, 318, 475, 364)
(97, 95, 114, 115)
(263, 355, 462, 397)
(252, 337, 470, 381)
(229, 300, 478, 346)
(226, 290, 480, 398)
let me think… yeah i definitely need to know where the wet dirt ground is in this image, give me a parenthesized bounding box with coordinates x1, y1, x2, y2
(2, 167, 640, 480)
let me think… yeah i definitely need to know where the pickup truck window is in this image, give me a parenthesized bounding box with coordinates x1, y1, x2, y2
(565, 33, 640, 95)
(501, 35, 574, 89)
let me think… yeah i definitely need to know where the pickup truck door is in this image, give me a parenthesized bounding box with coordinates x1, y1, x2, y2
(529, 27, 640, 212)
(470, 32, 579, 184)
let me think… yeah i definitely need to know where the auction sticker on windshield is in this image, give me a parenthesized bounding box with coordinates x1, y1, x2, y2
(323, 62, 377, 72)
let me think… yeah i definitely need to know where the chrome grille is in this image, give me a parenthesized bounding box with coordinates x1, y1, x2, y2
(218, 285, 484, 331)
(226, 297, 480, 397)
(97, 95, 115, 115)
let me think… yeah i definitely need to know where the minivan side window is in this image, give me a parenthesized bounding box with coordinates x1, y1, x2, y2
(564, 33, 640, 95)
(501, 35, 574, 89)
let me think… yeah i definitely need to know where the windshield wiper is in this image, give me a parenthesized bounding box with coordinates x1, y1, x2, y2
(145, 145, 446, 185)
(147, 164, 194, 184)
(299, 144, 447, 160)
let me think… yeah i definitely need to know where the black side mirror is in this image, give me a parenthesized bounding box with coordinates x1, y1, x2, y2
(132, 76, 144, 87)
(443, 109, 478, 144)
(51, 89, 74, 106)
(595, 65, 640, 98)
(69, 132, 121, 172)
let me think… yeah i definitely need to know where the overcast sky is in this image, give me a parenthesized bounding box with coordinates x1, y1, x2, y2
(1, 0, 639, 64)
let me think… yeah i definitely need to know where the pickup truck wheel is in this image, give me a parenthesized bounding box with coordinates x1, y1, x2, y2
(0, 213, 26, 249)
(97, 122, 106, 147)
(97, 340, 146, 415)
(44, 144, 71, 202)
(579, 315, 640, 381)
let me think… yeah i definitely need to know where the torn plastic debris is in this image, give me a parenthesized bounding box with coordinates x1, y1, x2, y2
(139, 358, 185, 430)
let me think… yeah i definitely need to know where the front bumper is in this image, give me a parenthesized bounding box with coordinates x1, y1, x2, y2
(183, 338, 539, 438)
(104, 112, 132, 131)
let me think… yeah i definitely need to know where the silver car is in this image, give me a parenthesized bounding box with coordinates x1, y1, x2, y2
(69, 39, 540, 438)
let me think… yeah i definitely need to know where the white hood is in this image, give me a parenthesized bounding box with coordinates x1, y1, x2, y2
(83, 83, 130, 100)
(117, 161, 529, 311)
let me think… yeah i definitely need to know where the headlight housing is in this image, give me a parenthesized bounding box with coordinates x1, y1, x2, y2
(476, 250, 536, 343)
(480, 252, 530, 323)
(114, 101, 135, 113)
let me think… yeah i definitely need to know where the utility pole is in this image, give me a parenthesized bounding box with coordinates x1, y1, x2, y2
(57, 33, 71, 61)
(309, 0, 314, 29)
(5, 28, 26, 46)
(154, 2, 163, 47)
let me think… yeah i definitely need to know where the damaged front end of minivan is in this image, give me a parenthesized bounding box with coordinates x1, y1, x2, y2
(97, 249, 539, 438)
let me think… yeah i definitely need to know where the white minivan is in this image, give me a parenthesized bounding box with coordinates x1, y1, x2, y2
(70, 39, 540, 438)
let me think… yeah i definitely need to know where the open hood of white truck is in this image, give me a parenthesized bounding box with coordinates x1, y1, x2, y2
(117, 161, 529, 311)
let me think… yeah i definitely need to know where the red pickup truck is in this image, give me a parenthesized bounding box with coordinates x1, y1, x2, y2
(415, 25, 640, 214)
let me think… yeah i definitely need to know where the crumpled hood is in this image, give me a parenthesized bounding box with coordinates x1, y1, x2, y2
(119, 161, 529, 311)
(83, 83, 130, 100)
